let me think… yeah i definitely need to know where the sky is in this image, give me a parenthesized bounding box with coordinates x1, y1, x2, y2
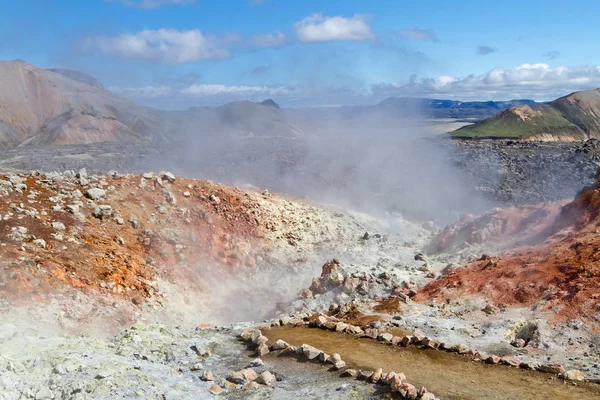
(1, 0, 600, 108)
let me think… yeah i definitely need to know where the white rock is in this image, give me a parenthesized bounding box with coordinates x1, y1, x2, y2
(86, 188, 106, 200)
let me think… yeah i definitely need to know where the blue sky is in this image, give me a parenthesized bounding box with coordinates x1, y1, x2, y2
(1, 0, 600, 108)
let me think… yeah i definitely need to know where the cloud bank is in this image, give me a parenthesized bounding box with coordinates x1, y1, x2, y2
(82, 29, 230, 64)
(372, 63, 600, 100)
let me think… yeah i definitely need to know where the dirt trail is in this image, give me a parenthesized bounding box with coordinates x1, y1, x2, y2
(265, 326, 600, 400)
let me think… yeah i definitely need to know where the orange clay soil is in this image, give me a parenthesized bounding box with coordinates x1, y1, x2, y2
(416, 179, 600, 328)
(0, 173, 291, 305)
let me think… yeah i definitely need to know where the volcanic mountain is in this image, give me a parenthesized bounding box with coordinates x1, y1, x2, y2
(451, 88, 600, 140)
(0, 60, 165, 148)
(0, 60, 304, 148)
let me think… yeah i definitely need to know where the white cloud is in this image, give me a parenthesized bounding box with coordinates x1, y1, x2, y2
(109, 0, 196, 9)
(372, 64, 600, 100)
(181, 84, 294, 97)
(82, 29, 230, 64)
(247, 31, 287, 48)
(109, 85, 173, 98)
(294, 13, 374, 43)
(399, 28, 438, 42)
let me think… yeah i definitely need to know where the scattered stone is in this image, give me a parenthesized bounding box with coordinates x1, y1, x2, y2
(485, 355, 501, 365)
(92, 205, 113, 219)
(357, 370, 373, 381)
(333, 360, 346, 370)
(243, 381, 260, 390)
(328, 353, 342, 364)
(86, 188, 106, 200)
(561, 370, 585, 381)
(246, 358, 264, 368)
(537, 364, 566, 374)
(257, 344, 270, 356)
(227, 368, 257, 384)
(379, 332, 394, 343)
(207, 385, 221, 394)
(51, 221, 66, 230)
(66, 204, 79, 214)
(500, 357, 521, 368)
(335, 322, 347, 332)
(33, 238, 46, 249)
(301, 344, 321, 360)
(200, 370, 214, 381)
(341, 369, 358, 378)
(271, 339, 289, 350)
(318, 351, 330, 363)
(370, 368, 383, 383)
(162, 172, 176, 183)
(256, 371, 276, 386)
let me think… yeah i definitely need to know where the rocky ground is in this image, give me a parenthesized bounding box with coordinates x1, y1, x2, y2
(1, 138, 600, 215)
(2, 139, 600, 399)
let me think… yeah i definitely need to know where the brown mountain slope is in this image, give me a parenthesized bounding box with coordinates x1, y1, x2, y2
(0, 60, 163, 147)
(0, 61, 304, 147)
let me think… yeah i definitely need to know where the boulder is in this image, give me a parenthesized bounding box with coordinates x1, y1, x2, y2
(86, 188, 106, 200)
(333, 360, 346, 370)
(370, 368, 383, 383)
(256, 370, 276, 386)
(341, 369, 357, 378)
(537, 364, 566, 374)
(400, 336, 412, 347)
(560, 369, 585, 381)
(301, 344, 321, 360)
(92, 205, 113, 219)
(335, 322, 348, 332)
(257, 344, 270, 356)
(200, 370, 214, 381)
(364, 328, 379, 339)
(271, 339, 289, 350)
(357, 370, 373, 381)
(208, 385, 221, 394)
(379, 333, 394, 343)
(318, 352, 330, 363)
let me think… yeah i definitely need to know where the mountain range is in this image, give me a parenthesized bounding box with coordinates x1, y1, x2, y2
(4, 59, 593, 147)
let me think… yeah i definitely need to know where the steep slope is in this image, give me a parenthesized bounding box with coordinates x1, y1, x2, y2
(416, 170, 600, 327)
(451, 88, 600, 140)
(0, 60, 163, 147)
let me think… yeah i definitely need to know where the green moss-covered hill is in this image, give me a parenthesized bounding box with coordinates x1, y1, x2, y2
(451, 88, 600, 140)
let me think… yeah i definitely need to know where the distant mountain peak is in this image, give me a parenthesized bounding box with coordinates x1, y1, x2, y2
(260, 99, 280, 109)
(47, 68, 104, 89)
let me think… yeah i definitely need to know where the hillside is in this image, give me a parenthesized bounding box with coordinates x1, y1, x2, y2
(451, 88, 600, 140)
(0, 60, 164, 148)
(0, 61, 304, 148)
